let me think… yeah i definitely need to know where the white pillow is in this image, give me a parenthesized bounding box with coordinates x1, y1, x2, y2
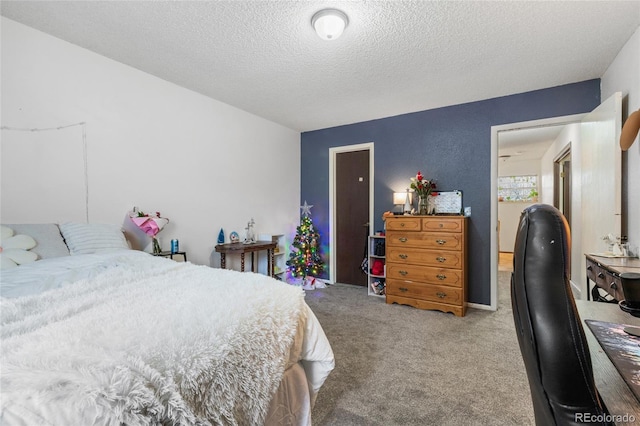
(59, 223, 129, 255)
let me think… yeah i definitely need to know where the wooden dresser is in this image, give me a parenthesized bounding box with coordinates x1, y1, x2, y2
(385, 215, 468, 316)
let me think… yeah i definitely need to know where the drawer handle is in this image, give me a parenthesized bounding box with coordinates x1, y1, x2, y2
(399, 237, 408, 243)
(609, 282, 618, 290)
(399, 254, 408, 259)
(436, 239, 446, 245)
(597, 272, 605, 279)
(400, 223, 405, 227)
(436, 291, 447, 298)
(399, 287, 408, 292)
(436, 274, 446, 280)
(399, 270, 408, 276)
(587, 265, 593, 271)
(436, 256, 446, 263)
(439, 223, 444, 228)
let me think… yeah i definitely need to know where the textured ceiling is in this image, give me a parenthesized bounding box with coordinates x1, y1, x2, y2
(1, 1, 639, 132)
(499, 125, 565, 162)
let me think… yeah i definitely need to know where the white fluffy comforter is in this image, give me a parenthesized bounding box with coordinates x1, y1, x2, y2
(1, 251, 327, 425)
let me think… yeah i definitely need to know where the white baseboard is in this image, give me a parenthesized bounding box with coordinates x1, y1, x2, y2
(570, 279, 584, 300)
(467, 302, 495, 312)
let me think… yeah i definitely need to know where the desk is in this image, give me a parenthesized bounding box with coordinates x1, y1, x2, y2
(576, 300, 640, 424)
(214, 241, 277, 277)
(585, 255, 640, 301)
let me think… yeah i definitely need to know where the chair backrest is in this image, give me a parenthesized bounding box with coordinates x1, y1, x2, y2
(511, 204, 612, 426)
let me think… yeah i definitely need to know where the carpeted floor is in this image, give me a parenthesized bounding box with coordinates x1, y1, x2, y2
(303, 271, 534, 425)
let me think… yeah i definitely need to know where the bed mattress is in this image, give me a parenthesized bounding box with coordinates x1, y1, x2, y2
(1, 250, 334, 425)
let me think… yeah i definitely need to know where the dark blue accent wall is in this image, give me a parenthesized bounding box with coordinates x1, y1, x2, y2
(301, 79, 600, 305)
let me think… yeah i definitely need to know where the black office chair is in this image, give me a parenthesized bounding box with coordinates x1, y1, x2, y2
(511, 204, 613, 426)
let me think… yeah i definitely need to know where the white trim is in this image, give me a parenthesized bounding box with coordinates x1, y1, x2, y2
(467, 302, 493, 311)
(570, 279, 582, 299)
(328, 142, 375, 285)
(490, 114, 585, 311)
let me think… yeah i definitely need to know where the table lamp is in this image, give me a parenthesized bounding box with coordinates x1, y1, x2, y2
(393, 192, 406, 215)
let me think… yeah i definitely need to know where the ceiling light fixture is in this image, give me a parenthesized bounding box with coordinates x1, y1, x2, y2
(311, 9, 348, 41)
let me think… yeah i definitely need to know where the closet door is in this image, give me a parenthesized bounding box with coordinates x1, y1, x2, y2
(335, 149, 370, 286)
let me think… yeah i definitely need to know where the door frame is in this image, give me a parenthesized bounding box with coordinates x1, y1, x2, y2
(489, 114, 584, 311)
(553, 146, 572, 221)
(328, 142, 374, 285)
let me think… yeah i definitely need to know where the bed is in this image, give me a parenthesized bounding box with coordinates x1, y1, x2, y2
(0, 223, 334, 425)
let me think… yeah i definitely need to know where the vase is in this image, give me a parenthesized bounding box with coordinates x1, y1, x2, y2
(152, 237, 162, 254)
(418, 196, 428, 215)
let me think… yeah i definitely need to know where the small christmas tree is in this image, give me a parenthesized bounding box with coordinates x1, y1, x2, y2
(287, 201, 325, 279)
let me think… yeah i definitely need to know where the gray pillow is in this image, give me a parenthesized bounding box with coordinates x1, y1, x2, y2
(4, 224, 70, 259)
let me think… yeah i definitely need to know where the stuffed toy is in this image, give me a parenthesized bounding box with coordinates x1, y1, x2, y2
(0, 225, 38, 269)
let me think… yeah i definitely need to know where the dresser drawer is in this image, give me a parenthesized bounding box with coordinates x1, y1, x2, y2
(386, 231, 426, 248)
(385, 217, 421, 232)
(386, 279, 463, 305)
(421, 232, 462, 250)
(422, 218, 463, 233)
(386, 231, 462, 250)
(586, 258, 599, 282)
(592, 266, 623, 301)
(598, 270, 624, 301)
(385, 263, 463, 287)
(594, 265, 607, 288)
(387, 247, 463, 269)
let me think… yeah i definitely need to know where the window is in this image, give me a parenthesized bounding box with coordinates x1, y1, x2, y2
(498, 175, 538, 202)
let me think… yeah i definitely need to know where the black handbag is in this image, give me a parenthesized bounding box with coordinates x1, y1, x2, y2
(360, 224, 369, 274)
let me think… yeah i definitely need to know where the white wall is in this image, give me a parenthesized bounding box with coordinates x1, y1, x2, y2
(498, 159, 540, 252)
(1, 18, 301, 267)
(601, 25, 640, 256)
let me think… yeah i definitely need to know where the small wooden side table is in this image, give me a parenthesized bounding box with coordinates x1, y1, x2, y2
(152, 251, 188, 262)
(215, 241, 277, 277)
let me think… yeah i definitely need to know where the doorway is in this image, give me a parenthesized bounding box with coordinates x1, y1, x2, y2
(329, 143, 374, 286)
(490, 114, 585, 311)
(490, 93, 621, 310)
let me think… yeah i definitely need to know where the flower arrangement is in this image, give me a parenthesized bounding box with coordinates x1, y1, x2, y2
(410, 171, 436, 214)
(129, 209, 169, 254)
(410, 171, 436, 198)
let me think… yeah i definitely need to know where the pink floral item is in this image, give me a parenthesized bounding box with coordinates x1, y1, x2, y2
(129, 210, 169, 253)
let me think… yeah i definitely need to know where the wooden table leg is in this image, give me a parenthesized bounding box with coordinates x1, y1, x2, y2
(215, 243, 277, 275)
(269, 249, 274, 277)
